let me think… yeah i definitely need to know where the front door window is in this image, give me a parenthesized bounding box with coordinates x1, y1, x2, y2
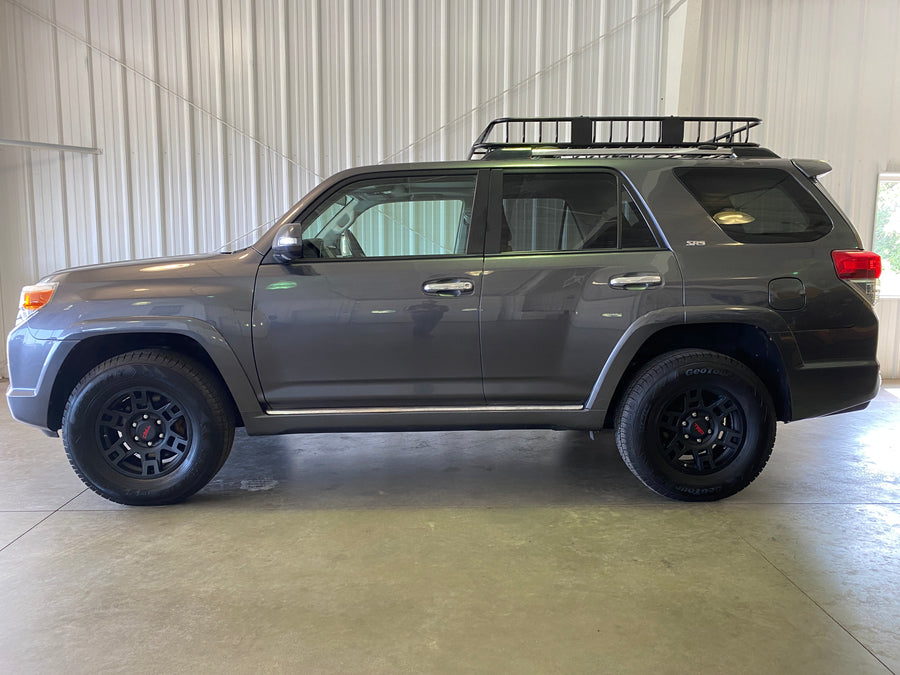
(301, 175, 478, 259)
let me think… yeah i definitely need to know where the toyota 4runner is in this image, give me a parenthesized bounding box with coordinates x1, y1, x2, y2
(6, 116, 882, 505)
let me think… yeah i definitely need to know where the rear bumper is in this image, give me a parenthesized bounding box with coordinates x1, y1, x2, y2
(787, 359, 880, 421)
(826, 400, 871, 415)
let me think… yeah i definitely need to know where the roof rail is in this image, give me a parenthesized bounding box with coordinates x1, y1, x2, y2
(469, 116, 769, 159)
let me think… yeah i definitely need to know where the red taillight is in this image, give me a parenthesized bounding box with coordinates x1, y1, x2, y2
(831, 250, 881, 280)
(832, 250, 880, 305)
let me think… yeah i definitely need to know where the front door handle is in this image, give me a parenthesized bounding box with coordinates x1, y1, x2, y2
(608, 274, 663, 290)
(422, 279, 475, 297)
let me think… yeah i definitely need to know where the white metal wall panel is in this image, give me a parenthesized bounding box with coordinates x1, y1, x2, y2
(688, 0, 900, 377)
(1, 0, 668, 376)
(691, 0, 900, 244)
(3, 0, 897, 381)
(876, 299, 900, 380)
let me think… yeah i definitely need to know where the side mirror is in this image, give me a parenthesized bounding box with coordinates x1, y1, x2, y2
(272, 235, 303, 264)
(272, 224, 323, 263)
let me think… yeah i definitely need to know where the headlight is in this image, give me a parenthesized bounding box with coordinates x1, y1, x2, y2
(16, 282, 58, 325)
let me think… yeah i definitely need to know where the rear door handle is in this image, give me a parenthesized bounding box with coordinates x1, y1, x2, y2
(608, 274, 662, 289)
(422, 279, 475, 297)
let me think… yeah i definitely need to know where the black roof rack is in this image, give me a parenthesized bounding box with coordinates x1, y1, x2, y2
(468, 116, 775, 159)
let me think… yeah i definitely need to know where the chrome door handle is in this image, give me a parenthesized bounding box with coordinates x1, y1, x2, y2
(608, 274, 662, 289)
(422, 279, 475, 296)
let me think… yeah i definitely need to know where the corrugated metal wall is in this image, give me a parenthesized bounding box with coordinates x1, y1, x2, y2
(688, 0, 900, 377)
(2, 0, 898, 379)
(875, 300, 900, 379)
(0, 0, 668, 376)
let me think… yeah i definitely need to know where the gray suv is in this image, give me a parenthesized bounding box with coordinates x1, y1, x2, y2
(5, 116, 882, 505)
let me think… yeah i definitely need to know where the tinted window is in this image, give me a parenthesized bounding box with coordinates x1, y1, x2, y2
(301, 175, 476, 258)
(500, 173, 657, 252)
(676, 168, 832, 243)
(621, 188, 659, 248)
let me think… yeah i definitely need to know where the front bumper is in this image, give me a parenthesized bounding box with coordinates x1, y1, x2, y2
(6, 323, 76, 433)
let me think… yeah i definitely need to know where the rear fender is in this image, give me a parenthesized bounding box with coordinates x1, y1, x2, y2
(586, 306, 797, 418)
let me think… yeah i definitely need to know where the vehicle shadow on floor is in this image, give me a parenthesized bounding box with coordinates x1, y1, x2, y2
(191, 428, 659, 509)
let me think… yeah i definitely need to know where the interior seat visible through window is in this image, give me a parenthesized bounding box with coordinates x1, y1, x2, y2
(498, 172, 658, 252)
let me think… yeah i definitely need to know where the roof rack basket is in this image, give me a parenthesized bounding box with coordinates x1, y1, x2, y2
(469, 116, 764, 159)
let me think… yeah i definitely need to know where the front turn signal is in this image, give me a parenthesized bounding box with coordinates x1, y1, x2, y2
(16, 282, 58, 325)
(21, 283, 58, 310)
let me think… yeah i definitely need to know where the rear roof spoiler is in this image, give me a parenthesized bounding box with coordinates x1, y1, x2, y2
(792, 159, 832, 178)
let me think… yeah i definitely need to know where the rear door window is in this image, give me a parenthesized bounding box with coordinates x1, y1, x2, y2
(497, 172, 658, 253)
(676, 167, 832, 243)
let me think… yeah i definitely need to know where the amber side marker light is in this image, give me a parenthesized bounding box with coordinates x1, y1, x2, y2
(21, 284, 58, 310)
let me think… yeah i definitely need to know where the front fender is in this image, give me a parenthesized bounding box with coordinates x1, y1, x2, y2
(8, 317, 263, 432)
(59, 317, 264, 415)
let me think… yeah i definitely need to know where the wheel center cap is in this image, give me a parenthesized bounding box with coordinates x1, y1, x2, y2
(130, 414, 164, 447)
(136, 421, 155, 441)
(682, 413, 713, 442)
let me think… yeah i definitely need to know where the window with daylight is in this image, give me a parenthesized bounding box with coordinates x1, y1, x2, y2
(874, 174, 900, 297)
(300, 174, 477, 259)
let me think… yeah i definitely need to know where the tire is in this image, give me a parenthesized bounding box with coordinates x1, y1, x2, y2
(62, 350, 235, 506)
(615, 349, 776, 501)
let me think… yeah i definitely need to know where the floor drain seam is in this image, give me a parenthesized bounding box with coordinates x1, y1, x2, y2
(0, 489, 88, 554)
(739, 534, 895, 674)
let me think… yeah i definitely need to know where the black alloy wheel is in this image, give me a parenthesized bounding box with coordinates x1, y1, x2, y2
(63, 350, 234, 506)
(615, 349, 776, 501)
(96, 387, 193, 479)
(654, 385, 746, 475)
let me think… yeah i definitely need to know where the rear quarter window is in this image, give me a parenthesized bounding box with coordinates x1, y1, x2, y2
(676, 167, 833, 243)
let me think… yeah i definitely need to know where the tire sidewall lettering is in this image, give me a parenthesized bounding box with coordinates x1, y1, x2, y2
(684, 367, 727, 377)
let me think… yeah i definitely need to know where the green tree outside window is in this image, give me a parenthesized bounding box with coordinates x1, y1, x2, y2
(874, 178, 900, 297)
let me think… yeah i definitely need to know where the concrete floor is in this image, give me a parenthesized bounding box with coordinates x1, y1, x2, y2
(1, 384, 899, 674)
